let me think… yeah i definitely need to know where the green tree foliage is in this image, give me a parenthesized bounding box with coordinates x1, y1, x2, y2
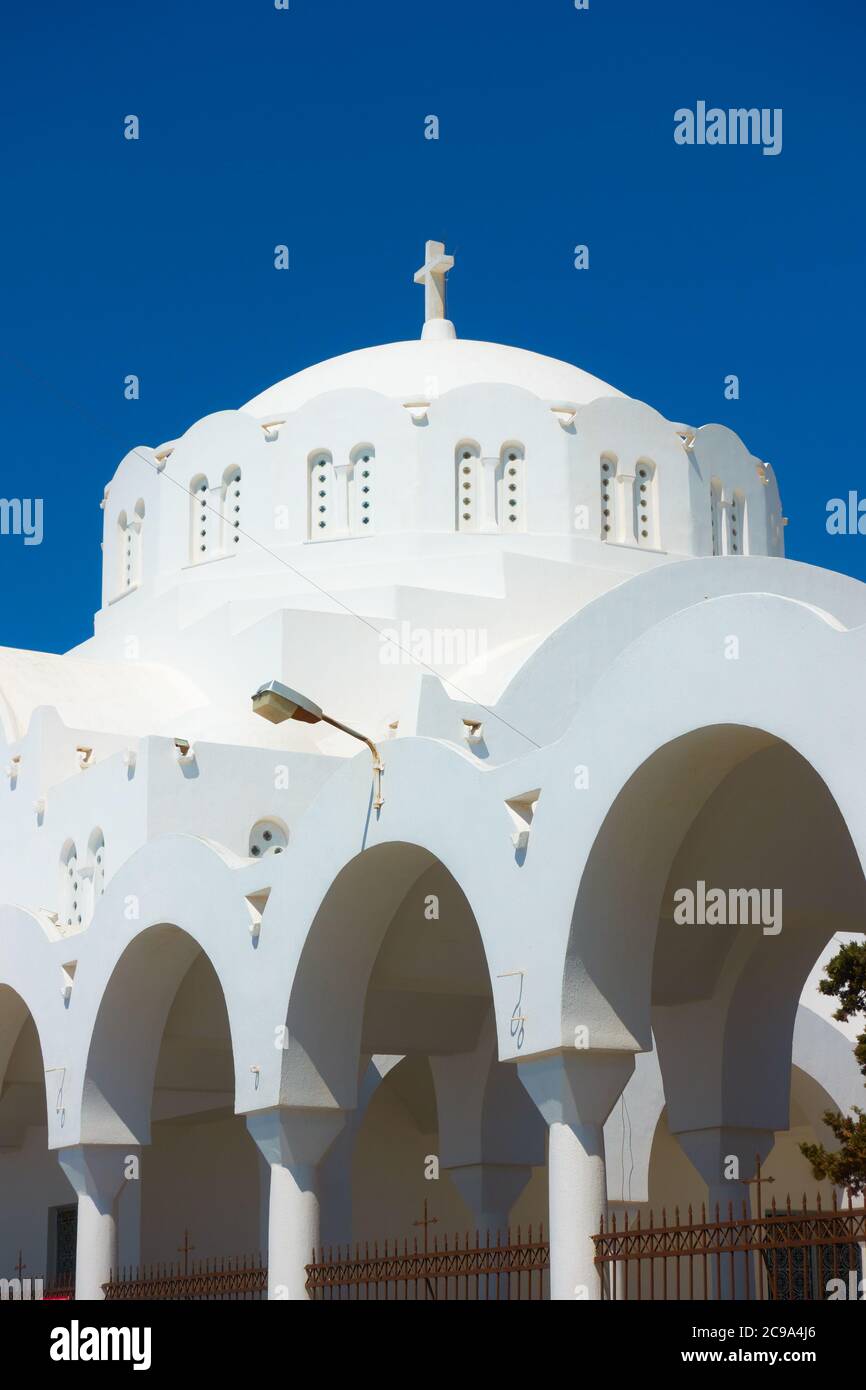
(799, 940, 866, 1194)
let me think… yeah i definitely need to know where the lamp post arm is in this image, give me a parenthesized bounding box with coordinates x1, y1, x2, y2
(320, 714, 384, 808)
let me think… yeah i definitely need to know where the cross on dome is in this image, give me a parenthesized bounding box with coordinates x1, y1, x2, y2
(414, 239, 456, 341)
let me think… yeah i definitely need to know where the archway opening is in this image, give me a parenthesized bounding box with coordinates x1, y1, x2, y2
(142, 950, 261, 1265)
(569, 725, 866, 1230)
(0, 987, 76, 1287)
(293, 844, 546, 1249)
(83, 927, 261, 1269)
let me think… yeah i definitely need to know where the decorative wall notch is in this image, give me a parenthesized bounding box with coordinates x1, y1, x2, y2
(60, 961, 77, 1005)
(505, 789, 541, 855)
(76, 746, 94, 770)
(173, 738, 195, 764)
(547, 400, 578, 428)
(245, 888, 272, 944)
(462, 717, 484, 745)
(672, 422, 698, 450)
(402, 398, 430, 424)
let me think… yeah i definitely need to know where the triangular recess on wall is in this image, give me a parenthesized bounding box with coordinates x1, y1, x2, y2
(504, 789, 541, 850)
(244, 889, 271, 922)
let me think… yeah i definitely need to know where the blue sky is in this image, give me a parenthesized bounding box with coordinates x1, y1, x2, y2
(1, 0, 864, 652)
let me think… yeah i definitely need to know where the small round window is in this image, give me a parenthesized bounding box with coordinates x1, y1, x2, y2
(249, 820, 288, 858)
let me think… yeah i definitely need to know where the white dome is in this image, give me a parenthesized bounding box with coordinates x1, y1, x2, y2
(241, 337, 627, 418)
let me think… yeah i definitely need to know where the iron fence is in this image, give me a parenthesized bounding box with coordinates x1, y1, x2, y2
(102, 1253, 266, 1301)
(593, 1190, 866, 1301)
(305, 1225, 549, 1299)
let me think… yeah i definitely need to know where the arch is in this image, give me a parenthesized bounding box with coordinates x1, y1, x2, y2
(0, 984, 75, 1281)
(489, 585, 866, 1065)
(282, 840, 498, 1111)
(562, 724, 866, 1138)
(0, 983, 48, 1117)
(80, 922, 239, 1146)
(67, 828, 257, 1145)
(0, 907, 63, 1083)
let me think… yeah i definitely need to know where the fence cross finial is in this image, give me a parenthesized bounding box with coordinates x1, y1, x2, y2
(741, 1155, 775, 1221)
(177, 1229, 196, 1276)
(413, 1199, 438, 1255)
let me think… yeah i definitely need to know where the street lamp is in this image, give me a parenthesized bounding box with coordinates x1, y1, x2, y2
(251, 680, 384, 810)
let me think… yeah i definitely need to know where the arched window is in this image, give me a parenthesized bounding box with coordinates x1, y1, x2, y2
(456, 441, 481, 532)
(59, 841, 80, 931)
(84, 829, 105, 924)
(497, 443, 525, 530)
(633, 459, 658, 548)
(728, 488, 746, 555)
(190, 474, 210, 562)
(710, 478, 723, 554)
(349, 444, 374, 533)
(115, 505, 143, 596)
(308, 450, 334, 539)
(710, 479, 748, 555)
(600, 454, 658, 547)
(116, 511, 128, 592)
(599, 453, 618, 540)
(221, 465, 242, 551)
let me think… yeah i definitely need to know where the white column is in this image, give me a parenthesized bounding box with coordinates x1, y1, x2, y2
(57, 1145, 139, 1300)
(247, 1107, 345, 1301)
(675, 1125, 775, 1298)
(116, 1171, 141, 1273)
(518, 1051, 634, 1301)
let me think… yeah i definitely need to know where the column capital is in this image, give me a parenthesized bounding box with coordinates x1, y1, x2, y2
(57, 1144, 140, 1209)
(246, 1106, 346, 1170)
(517, 1051, 635, 1129)
(675, 1125, 775, 1200)
(446, 1162, 533, 1230)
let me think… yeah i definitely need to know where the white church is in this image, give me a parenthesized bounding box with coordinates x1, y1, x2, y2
(1, 241, 864, 1301)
